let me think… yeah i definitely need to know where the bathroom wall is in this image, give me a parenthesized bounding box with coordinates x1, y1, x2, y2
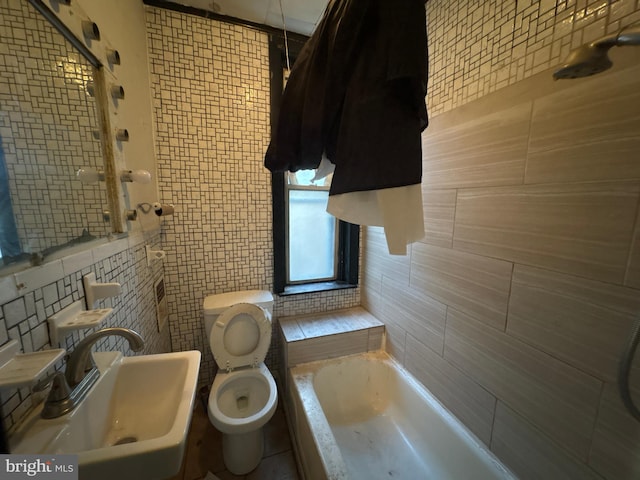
(144, 6, 359, 386)
(0, 0, 107, 254)
(0, 0, 168, 434)
(362, 1, 640, 479)
(427, 0, 640, 116)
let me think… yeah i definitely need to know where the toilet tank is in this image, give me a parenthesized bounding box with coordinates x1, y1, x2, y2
(203, 290, 274, 338)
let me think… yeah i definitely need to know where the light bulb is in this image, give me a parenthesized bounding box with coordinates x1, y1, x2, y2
(82, 21, 100, 41)
(115, 129, 129, 141)
(107, 49, 121, 65)
(76, 167, 104, 183)
(121, 169, 151, 184)
(111, 85, 125, 100)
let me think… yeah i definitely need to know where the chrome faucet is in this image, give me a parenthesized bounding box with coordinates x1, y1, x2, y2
(65, 327, 144, 387)
(41, 328, 144, 419)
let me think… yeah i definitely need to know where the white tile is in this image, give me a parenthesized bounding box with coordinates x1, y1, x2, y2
(0, 277, 19, 305)
(91, 238, 128, 263)
(3, 298, 26, 329)
(62, 250, 94, 276)
(405, 334, 496, 445)
(507, 265, 640, 382)
(445, 308, 602, 460)
(367, 326, 384, 351)
(287, 331, 369, 366)
(14, 261, 64, 296)
(590, 382, 640, 479)
(492, 402, 604, 480)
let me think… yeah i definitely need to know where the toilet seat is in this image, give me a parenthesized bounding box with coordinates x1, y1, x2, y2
(210, 303, 272, 371)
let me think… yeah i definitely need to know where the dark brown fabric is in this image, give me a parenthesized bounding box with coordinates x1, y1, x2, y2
(264, 0, 428, 195)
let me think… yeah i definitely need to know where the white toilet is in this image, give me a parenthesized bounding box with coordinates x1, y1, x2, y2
(203, 290, 278, 475)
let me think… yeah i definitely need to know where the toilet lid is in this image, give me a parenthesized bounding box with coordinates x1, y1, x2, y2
(210, 303, 272, 371)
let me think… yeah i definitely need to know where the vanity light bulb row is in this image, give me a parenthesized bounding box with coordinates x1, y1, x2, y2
(86, 83, 125, 101)
(81, 21, 100, 41)
(106, 49, 120, 66)
(76, 168, 151, 184)
(90, 129, 129, 141)
(121, 169, 151, 184)
(76, 167, 104, 183)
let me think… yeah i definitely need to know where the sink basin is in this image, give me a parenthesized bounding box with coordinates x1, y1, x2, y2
(12, 350, 201, 480)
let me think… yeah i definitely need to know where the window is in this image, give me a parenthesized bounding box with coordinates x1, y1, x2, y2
(287, 170, 336, 283)
(0, 137, 21, 264)
(269, 34, 359, 295)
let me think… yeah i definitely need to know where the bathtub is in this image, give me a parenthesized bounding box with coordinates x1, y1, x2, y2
(287, 350, 516, 480)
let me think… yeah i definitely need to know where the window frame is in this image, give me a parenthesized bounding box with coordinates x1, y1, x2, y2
(268, 34, 359, 296)
(285, 181, 338, 284)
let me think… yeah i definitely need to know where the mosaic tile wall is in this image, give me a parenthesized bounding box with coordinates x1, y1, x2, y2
(145, 6, 359, 385)
(427, 0, 640, 115)
(0, 0, 170, 437)
(0, 232, 171, 432)
(0, 0, 109, 257)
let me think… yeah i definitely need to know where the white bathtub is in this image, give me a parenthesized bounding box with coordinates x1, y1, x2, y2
(287, 351, 516, 480)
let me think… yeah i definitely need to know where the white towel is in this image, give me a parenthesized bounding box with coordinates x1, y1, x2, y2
(327, 184, 424, 255)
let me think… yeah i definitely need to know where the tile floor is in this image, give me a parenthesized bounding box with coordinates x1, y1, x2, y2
(169, 394, 300, 480)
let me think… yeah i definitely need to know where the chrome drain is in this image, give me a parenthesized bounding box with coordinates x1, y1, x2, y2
(113, 436, 137, 446)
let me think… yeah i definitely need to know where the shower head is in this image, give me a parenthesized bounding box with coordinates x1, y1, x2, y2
(553, 42, 613, 79)
(553, 21, 640, 79)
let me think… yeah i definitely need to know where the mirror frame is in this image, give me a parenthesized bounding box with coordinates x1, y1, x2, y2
(0, 1, 113, 271)
(0, 0, 139, 294)
(28, 0, 127, 235)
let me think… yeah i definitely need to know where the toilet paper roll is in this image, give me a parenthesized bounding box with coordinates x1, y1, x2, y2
(153, 202, 174, 217)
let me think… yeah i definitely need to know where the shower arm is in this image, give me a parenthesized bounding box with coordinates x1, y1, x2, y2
(553, 21, 640, 79)
(617, 22, 640, 46)
(602, 21, 640, 48)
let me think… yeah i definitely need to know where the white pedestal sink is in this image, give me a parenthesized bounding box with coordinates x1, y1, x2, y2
(11, 350, 201, 480)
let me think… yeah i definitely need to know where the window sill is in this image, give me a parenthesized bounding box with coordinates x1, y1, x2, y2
(278, 281, 358, 297)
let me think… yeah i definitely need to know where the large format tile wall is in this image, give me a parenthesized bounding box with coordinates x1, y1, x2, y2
(145, 7, 359, 385)
(362, 1, 640, 479)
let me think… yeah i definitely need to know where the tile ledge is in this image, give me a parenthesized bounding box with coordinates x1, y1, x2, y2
(279, 306, 383, 342)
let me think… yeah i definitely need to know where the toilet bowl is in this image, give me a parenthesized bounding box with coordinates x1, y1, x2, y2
(208, 363, 277, 474)
(203, 291, 277, 475)
(209, 364, 278, 434)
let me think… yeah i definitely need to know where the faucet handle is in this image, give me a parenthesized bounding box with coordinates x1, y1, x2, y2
(32, 373, 55, 393)
(41, 373, 75, 419)
(45, 372, 72, 402)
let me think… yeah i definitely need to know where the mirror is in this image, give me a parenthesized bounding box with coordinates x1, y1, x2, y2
(0, 0, 110, 274)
